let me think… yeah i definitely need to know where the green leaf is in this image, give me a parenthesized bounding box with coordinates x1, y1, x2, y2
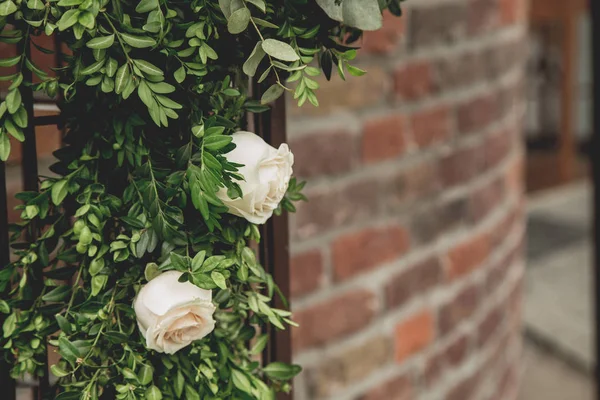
(246, 0, 266, 12)
(249, 334, 268, 355)
(184, 384, 200, 400)
(243, 41, 266, 77)
(146, 386, 162, 400)
(115, 64, 130, 95)
(262, 362, 302, 380)
(203, 135, 232, 151)
(231, 370, 252, 393)
(134, 59, 164, 76)
(42, 285, 71, 302)
(227, 8, 251, 34)
(50, 364, 70, 378)
(78, 11, 95, 29)
(261, 39, 299, 62)
(315, 0, 382, 31)
(80, 59, 105, 76)
(0, 55, 20, 67)
(0, 301, 8, 314)
(144, 262, 160, 281)
(55, 314, 72, 334)
(192, 251, 206, 272)
(6, 89, 21, 114)
(2, 313, 15, 337)
(51, 180, 68, 205)
(57, 9, 81, 31)
(174, 66, 186, 83)
(260, 84, 284, 105)
(58, 337, 81, 364)
(86, 35, 115, 49)
(137, 364, 154, 385)
(174, 370, 185, 398)
(91, 275, 108, 296)
(0, 133, 10, 162)
(121, 33, 157, 48)
(135, 0, 158, 13)
(211, 271, 227, 290)
(0, 0, 17, 16)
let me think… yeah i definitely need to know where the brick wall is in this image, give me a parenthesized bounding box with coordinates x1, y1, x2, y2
(287, 0, 528, 399)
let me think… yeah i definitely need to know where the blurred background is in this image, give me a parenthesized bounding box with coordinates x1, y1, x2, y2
(0, 0, 597, 399)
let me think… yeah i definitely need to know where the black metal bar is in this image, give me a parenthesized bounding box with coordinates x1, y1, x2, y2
(34, 114, 62, 127)
(17, 38, 49, 400)
(254, 85, 292, 400)
(0, 161, 16, 400)
(592, 0, 600, 398)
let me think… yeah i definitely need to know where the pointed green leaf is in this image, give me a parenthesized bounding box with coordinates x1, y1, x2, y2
(86, 35, 114, 49)
(121, 33, 156, 48)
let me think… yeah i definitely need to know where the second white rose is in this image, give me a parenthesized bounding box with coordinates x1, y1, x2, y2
(216, 131, 294, 224)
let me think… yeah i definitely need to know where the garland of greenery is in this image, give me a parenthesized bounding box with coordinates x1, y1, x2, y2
(0, 0, 403, 398)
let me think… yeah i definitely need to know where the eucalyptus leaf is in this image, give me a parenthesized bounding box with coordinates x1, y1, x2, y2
(261, 39, 299, 62)
(227, 8, 251, 34)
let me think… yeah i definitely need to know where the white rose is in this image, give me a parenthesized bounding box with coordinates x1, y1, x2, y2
(134, 271, 216, 354)
(217, 131, 294, 224)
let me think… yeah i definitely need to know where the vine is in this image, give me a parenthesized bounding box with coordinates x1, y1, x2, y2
(0, 0, 404, 399)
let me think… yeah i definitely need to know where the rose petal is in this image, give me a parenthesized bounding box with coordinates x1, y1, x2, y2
(141, 271, 212, 317)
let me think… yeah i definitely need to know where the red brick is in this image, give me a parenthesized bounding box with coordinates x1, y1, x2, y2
(290, 130, 358, 178)
(409, 4, 467, 49)
(290, 250, 324, 298)
(294, 179, 379, 240)
(332, 225, 410, 281)
(504, 152, 524, 197)
(362, 114, 407, 163)
(456, 94, 499, 135)
(469, 178, 505, 223)
(394, 310, 435, 362)
(486, 240, 520, 294)
(439, 284, 480, 336)
(478, 305, 503, 348)
(484, 128, 512, 171)
(445, 371, 480, 400)
(292, 290, 378, 352)
(447, 232, 490, 279)
(467, 0, 500, 35)
(383, 159, 440, 212)
(433, 51, 487, 92)
(410, 105, 452, 148)
(359, 374, 414, 400)
(308, 336, 393, 398)
(499, 0, 526, 25)
(394, 62, 434, 101)
(439, 145, 482, 188)
(444, 333, 470, 367)
(385, 257, 443, 308)
(410, 198, 468, 245)
(362, 11, 406, 55)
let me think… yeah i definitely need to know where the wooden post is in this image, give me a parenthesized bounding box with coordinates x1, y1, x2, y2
(254, 86, 293, 400)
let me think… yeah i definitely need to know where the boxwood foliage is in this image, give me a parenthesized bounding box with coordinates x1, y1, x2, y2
(0, 0, 403, 398)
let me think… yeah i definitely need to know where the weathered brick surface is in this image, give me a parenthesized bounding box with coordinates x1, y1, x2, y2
(290, 250, 324, 298)
(385, 257, 443, 309)
(362, 114, 408, 163)
(394, 310, 436, 362)
(332, 225, 410, 281)
(307, 336, 392, 398)
(292, 290, 378, 352)
(289, 1, 527, 396)
(359, 374, 414, 400)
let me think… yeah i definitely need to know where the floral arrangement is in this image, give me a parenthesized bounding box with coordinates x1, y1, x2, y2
(0, 0, 403, 398)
